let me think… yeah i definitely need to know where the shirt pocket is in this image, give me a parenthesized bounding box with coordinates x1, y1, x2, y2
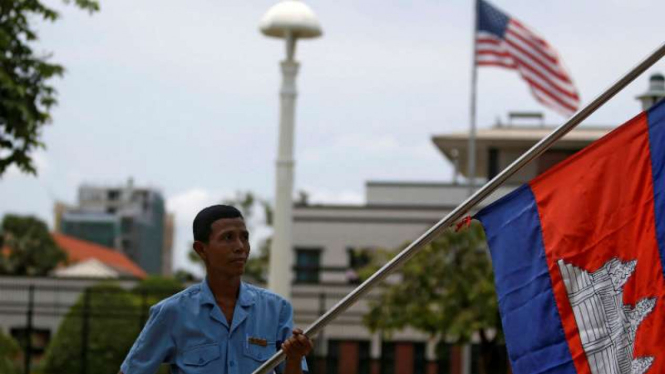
(243, 336, 276, 362)
(182, 343, 221, 367)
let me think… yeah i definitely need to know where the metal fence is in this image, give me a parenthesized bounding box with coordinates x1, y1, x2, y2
(0, 279, 351, 374)
(0, 277, 507, 374)
(0, 280, 179, 374)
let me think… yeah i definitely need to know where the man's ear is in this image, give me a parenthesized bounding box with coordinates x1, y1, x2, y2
(193, 241, 207, 262)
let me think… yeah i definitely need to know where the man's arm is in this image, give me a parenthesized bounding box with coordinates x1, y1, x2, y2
(119, 304, 174, 374)
(281, 328, 314, 374)
(276, 299, 313, 374)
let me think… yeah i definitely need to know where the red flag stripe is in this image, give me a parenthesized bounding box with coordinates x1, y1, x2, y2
(476, 35, 502, 45)
(478, 61, 518, 69)
(531, 86, 576, 116)
(477, 51, 512, 61)
(509, 20, 558, 58)
(523, 75, 578, 113)
(503, 41, 578, 96)
(511, 54, 580, 101)
(506, 26, 559, 65)
(504, 32, 571, 85)
(507, 45, 577, 93)
(478, 57, 517, 68)
(476, 47, 516, 67)
(504, 35, 572, 84)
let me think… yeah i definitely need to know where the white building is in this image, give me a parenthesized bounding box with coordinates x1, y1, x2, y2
(288, 120, 611, 374)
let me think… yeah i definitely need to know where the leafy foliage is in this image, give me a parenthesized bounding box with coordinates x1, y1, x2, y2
(360, 222, 506, 374)
(0, 0, 99, 176)
(43, 279, 183, 374)
(0, 329, 21, 374)
(0, 214, 67, 275)
(132, 275, 184, 312)
(42, 283, 140, 374)
(132, 275, 183, 296)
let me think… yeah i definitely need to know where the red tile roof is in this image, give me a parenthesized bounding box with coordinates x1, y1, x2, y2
(53, 233, 147, 279)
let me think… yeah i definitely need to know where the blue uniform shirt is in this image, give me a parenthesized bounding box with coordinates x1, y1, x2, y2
(120, 280, 308, 374)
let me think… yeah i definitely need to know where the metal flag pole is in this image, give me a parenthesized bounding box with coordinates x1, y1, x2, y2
(467, 0, 480, 197)
(252, 41, 665, 374)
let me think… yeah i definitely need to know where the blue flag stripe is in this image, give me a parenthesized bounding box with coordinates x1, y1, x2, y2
(647, 100, 665, 279)
(476, 185, 576, 374)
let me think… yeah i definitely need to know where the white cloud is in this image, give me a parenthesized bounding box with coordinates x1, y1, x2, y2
(167, 188, 230, 226)
(33, 151, 50, 173)
(2, 150, 50, 179)
(301, 134, 440, 166)
(166, 188, 276, 272)
(166, 188, 231, 276)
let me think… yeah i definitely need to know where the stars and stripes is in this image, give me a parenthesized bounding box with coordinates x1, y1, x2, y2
(476, 0, 580, 116)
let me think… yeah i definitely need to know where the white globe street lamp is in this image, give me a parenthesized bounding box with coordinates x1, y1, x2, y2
(260, 0, 322, 299)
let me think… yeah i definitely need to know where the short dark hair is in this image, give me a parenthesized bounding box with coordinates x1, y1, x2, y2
(193, 205, 244, 243)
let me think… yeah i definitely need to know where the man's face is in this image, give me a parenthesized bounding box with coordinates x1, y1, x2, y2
(195, 217, 250, 278)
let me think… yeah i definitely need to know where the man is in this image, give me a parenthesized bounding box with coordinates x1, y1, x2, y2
(119, 205, 312, 374)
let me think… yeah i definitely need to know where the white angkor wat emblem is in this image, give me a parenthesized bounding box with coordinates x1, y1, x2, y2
(558, 258, 656, 374)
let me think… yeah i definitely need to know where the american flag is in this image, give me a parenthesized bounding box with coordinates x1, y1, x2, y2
(476, 0, 580, 116)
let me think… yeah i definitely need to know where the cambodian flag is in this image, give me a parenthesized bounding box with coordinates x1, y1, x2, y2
(476, 99, 665, 374)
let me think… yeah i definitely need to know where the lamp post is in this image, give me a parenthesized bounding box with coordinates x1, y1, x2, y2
(260, 0, 322, 299)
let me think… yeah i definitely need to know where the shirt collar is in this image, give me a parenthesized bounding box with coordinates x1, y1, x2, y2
(200, 278, 255, 307)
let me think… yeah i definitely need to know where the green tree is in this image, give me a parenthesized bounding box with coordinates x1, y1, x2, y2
(42, 279, 183, 374)
(360, 223, 506, 374)
(130, 276, 183, 374)
(0, 0, 99, 176)
(0, 214, 67, 275)
(133, 275, 183, 296)
(0, 329, 21, 374)
(132, 275, 184, 312)
(42, 283, 140, 374)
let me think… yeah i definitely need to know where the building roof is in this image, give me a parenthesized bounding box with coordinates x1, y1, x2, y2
(53, 258, 122, 278)
(431, 125, 612, 178)
(434, 126, 611, 143)
(53, 233, 147, 279)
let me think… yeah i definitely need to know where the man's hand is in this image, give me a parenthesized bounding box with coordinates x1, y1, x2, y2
(282, 329, 313, 374)
(281, 328, 313, 359)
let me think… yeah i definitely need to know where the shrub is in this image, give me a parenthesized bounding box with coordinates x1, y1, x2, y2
(42, 283, 141, 374)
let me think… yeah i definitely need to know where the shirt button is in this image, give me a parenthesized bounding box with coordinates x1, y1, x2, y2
(230, 361, 235, 367)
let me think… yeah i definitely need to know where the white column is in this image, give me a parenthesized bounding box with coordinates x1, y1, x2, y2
(370, 333, 382, 360)
(462, 344, 471, 374)
(426, 337, 437, 362)
(268, 58, 300, 299)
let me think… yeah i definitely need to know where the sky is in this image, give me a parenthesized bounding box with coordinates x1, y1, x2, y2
(1, 0, 664, 275)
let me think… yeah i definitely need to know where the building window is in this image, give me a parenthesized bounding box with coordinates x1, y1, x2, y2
(495, 345, 509, 374)
(108, 189, 120, 200)
(304, 353, 317, 374)
(537, 150, 576, 175)
(437, 342, 452, 374)
(346, 247, 372, 284)
(380, 342, 395, 374)
(358, 340, 371, 374)
(295, 248, 321, 284)
(326, 340, 339, 374)
(471, 343, 508, 374)
(413, 342, 426, 374)
(471, 344, 480, 374)
(488, 148, 499, 179)
(10, 327, 51, 360)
